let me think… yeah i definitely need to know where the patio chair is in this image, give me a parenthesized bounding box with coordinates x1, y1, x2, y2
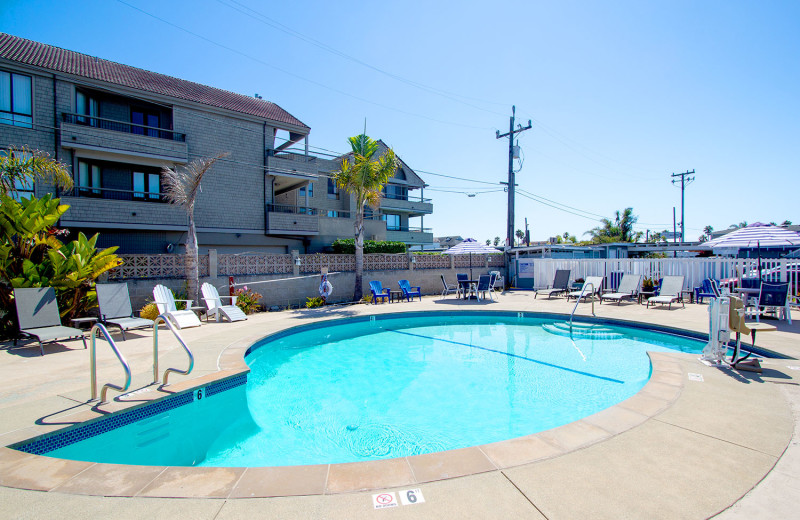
(397, 280, 421, 302)
(534, 269, 571, 299)
(456, 273, 471, 299)
(647, 276, 685, 309)
(599, 274, 641, 305)
(96, 283, 154, 340)
(476, 274, 494, 302)
(201, 283, 247, 323)
(694, 279, 720, 304)
(489, 270, 504, 291)
(440, 275, 459, 300)
(152, 284, 202, 329)
(566, 276, 604, 301)
(13, 287, 87, 355)
(369, 281, 390, 304)
(746, 282, 791, 324)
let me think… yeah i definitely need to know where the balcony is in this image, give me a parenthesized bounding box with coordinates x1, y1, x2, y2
(386, 226, 434, 245)
(379, 192, 433, 216)
(60, 187, 186, 229)
(266, 204, 319, 235)
(268, 152, 318, 195)
(60, 113, 188, 163)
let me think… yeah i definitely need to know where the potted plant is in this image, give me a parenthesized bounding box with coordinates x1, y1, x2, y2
(642, 277, 655, 292)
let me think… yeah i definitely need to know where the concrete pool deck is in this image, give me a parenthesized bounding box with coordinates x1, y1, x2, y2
(0, 291, 798, 519)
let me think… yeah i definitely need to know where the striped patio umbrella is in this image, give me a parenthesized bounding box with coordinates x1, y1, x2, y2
(702, 223, 800, 281)
(442, 238, 501, 279)
(702, 223, 800, 249)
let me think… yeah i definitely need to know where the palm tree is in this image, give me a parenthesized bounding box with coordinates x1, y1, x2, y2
(0, 146, 72, 197)
(162, 153, 227, 303)
(332, 134, 397, 301)
(515, 229, 525, 245)
(493, 236, 500, 246)
(703, 225, 713, 236)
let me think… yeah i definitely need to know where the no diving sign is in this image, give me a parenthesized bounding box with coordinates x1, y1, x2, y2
(373, 489, 425, 509)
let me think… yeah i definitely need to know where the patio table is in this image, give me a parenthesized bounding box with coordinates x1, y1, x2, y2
(458, 279, 477, 300)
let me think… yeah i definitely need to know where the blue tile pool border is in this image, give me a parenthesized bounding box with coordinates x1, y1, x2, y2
(11, 372, 247, 456)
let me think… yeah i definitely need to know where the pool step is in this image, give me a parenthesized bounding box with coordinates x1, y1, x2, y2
(542, 322, 623, 340)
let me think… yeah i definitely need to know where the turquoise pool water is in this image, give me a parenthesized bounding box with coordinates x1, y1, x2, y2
(44, 314, 704, 467)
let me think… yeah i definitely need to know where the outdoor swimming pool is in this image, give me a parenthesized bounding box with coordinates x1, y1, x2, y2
(18, 312, 706, 467)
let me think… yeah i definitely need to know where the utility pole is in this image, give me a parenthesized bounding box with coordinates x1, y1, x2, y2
(497, 106, 532, 248)
(671, 169, 695, 242)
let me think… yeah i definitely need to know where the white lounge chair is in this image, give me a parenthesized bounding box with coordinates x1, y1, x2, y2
(566, 276, 604, 301)
(535, 270, 571, 299)
(97, 283, 154, 340)
(599, 274, 642, 305)
(201, 283, 247, 323)
(647, 276, 685, 309)
(13, 287, 87, 355)
(152, 284, 202, 329)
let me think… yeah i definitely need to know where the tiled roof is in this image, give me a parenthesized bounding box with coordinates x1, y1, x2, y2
(0, 33, 308, 130)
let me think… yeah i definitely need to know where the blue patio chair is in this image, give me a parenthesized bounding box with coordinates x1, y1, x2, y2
(476, 274, 495, 302)
(747, 282, 791, 324)
(694, 279, 719, 304)
(369, 281, 390, 304)
(398, 280, 422, 302)
(456, 273, 470, 299)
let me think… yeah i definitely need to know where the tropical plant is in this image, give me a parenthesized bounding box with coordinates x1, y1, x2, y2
(162, 153, 227, 304)
(139, 302, 159, 321)
(331, 134, 397, 301)
(515, 229, 525, 245)
(703, 225, 714, 236)
(0, 194, 121, 332)
(305, 296, 325, 308)
(585, 207, 639, 243)
(782, 220, 792, 227)
(0, 146, 73, 197)
(485, 239, 491, 246)
(493, 236, 501, 246)
(234, 286, 262, 315)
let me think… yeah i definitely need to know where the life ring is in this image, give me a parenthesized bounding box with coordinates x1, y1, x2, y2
(319, 275, 333, 300)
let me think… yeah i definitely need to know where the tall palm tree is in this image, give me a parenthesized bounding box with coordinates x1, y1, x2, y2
(162, 153, 227, 303)
(332, 135, 397, 301)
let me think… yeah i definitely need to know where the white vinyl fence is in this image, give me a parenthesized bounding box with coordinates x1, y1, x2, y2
(525, 258, 800, 296)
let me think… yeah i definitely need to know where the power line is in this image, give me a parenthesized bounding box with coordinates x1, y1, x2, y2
(114, 0, 492, 131)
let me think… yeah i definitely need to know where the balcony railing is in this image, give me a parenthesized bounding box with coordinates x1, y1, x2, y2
(387, 225, 433, 233)
(322, 210, 383, 220)
(62, 113, 186, 142)
(71, 186, 166, 202)
(267, 204, 318, 215)
(382, 192, 431, 203)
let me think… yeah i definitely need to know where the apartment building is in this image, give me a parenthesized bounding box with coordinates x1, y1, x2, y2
(0, 33, 433, 254)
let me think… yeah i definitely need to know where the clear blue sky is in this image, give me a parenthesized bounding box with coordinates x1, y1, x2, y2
(2, 0, 798, 243)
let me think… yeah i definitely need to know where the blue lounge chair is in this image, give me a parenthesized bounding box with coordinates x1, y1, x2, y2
(398, 280, 421, 302)
(369, 281, 390, 304)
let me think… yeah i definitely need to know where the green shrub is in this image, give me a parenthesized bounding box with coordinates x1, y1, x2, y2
(361, 294, 372, 304)
(305, 296, 325, 308)
(331, 239, 407, 254)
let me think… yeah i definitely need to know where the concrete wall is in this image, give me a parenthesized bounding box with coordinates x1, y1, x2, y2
(122, 266, 498, 311)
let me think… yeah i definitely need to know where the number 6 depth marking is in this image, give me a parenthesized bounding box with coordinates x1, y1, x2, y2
(399, 488, 425, 506)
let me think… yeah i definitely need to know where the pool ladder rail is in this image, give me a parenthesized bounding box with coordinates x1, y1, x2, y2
(89, 323, 131, 404)
(153, 315, 195, 386)
(568, 282, 597, 338)
(89, 315, 195, 404)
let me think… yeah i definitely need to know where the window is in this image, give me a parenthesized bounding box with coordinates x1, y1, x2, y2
(299, 182, 313, 198)
(326, 210, 338, 218)
(327, 178, 339, 199)
(383, 214, 401, 230)
(131, 109, 160, 137)
(77, 160, 102, 196)
(0, 71, 32, 128)
(133, 171, 160, 200)
(383, 184, 408, 200)
(75, 90, 98, 126)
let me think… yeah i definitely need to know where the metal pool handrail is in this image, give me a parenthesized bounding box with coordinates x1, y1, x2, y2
(569, 282, 597, 337)
(89, 323, 132, 403)
(153, 315, 194, 385)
